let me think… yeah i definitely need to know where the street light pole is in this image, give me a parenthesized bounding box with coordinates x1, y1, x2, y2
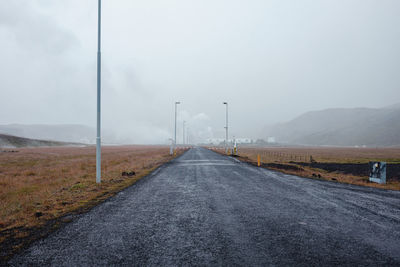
(96, 0, 102, 183)
(174, 101, 180, 153)
(223, 102, 228, 154)
(183, 121, 186, 145)
(187, 127, 190, 145)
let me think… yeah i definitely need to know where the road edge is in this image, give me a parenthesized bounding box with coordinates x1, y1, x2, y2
(1, 149, 191, 265)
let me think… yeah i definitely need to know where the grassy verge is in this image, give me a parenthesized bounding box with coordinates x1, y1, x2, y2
(209, 146, 400, 191)
(0, 145, 187, 262)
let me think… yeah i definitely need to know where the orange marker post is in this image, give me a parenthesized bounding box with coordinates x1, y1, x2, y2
(257, 154, 261, 167)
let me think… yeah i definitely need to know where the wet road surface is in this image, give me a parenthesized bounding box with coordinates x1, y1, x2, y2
(10, 147, 400, 266)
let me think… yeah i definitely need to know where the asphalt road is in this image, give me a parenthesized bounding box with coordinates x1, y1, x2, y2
(10, 147, 400, 266)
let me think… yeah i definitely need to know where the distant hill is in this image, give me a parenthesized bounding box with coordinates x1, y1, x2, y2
(0, 124, 95, 144)
(263, 104, 400, 147)
(0, 134, 82, 148)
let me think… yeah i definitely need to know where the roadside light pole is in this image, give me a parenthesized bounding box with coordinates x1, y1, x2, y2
(96, 0, 102, 184)
(174, 101, 180, 154)
(223, 102, 228, 154)
(186, 127, 190, 145)
(183, 121, 186, 145)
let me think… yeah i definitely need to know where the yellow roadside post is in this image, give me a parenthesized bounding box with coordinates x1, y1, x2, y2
(257, 154, 261, 167)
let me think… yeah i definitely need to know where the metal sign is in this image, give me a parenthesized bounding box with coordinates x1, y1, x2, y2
(369, 162, 386, 184)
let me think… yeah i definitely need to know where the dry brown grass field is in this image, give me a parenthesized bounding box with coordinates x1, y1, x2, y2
(0, 145, 186, 261)
(237, 146, 400, 164)
(210, 146, 400, 191)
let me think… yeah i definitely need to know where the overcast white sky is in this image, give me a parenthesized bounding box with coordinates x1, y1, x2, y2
(1, 0, 399, 143)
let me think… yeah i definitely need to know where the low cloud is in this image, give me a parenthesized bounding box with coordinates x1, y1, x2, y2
(1, 1, 399, 144)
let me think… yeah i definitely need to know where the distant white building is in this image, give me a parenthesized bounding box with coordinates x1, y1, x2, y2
(267, 137, 276, 143)
(205, 138, 225, 145)
(235, 138, 253, 144)
(205, 137, 255, 145)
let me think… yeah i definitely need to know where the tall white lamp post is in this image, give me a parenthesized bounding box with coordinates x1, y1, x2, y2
(174, 101, 181, 154)
(96, 0, 102, 183)
(223, 102, 228, 154)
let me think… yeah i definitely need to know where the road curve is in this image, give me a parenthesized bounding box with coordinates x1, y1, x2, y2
(10, 147, 400, 266)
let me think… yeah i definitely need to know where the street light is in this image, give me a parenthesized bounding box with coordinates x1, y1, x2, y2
(223, 102, 228, 154)
(174, 101, 181, 154)
(186, 127, 190, 145)
(183, 121, 186, 145)
(96, 0, 102, 183)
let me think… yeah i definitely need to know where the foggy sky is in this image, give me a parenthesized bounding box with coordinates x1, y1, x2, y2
(1, 0, 399, 143)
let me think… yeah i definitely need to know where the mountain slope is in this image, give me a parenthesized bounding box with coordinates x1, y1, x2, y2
(0, 124, 94, 144)
(0, 134, 80, 148)
(263, 105, 400, 147)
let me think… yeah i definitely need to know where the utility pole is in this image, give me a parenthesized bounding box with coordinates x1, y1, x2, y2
(174, 101, 180, 154)
(96, 0, 102, 183)
(223, 102, 228, 154)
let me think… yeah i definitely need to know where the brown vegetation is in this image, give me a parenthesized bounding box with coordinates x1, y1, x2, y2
(209, 146, 400, 190)
(0, 145, 185, 262)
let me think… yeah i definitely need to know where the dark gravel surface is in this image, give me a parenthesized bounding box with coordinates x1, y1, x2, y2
(297, 162, 400, 181)
(9, 147, 400, 266)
